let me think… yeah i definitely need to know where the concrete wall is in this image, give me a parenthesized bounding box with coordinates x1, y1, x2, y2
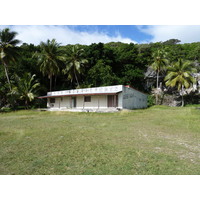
(122, 86, 147, 109)
(48, 95, 109, 109)
(60, 97, 71, 108)
(76, 95, 108, 109)
(48, 96, 71, 109)
(118, 93, 123, 109)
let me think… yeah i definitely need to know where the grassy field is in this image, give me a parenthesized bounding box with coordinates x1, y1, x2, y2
(0, 106, 200, 175)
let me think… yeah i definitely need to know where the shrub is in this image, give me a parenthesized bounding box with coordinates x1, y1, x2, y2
(147, 95, 155, 107)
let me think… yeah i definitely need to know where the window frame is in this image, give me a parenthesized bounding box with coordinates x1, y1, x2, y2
(84, 96, 91, 102)
(50, 98, 55, 103)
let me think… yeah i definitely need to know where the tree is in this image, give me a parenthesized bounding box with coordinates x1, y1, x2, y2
(165, 59, 197, 107)
(63, 45, 88, 88)
(150, 49, 168, 104)
(121, 64, 144, 90)
(0, 28, 20, 91)
(12, 73, 40, 109)
(35, 39, 64, 91)
(87, 59, 117, 87)
(163, 39, 181, 45)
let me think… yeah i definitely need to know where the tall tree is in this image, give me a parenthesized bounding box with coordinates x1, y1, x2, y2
(63, 45, 88, 88)
(165, 59, 197, 107)
(35, 39, 64, 91)
(0, 28, 20, 91)
(150, 49, 168, 104)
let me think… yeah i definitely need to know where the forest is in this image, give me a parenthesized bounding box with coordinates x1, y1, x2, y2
(0, 28, 200, 110)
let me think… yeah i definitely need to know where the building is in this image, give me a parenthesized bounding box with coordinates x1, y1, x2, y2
(38, 85, 148, 111)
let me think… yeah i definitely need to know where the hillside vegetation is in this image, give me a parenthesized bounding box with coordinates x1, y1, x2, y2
(0, 28, 200, 109)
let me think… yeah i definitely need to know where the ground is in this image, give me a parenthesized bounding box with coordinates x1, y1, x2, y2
(0, 106, 200, 175)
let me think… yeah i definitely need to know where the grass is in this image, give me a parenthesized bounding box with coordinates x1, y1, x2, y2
(0, 106, 200, 175)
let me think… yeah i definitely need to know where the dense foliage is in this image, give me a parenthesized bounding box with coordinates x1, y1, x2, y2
(0, 28, 200, 109)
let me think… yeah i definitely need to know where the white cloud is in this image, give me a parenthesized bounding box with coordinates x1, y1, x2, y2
(0, 25, 136, 45)
(139, 25, 200, 43)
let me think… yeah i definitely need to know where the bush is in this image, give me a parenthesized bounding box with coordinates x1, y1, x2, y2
(0, 107, 12, 113)
(147, 95, 155, 107)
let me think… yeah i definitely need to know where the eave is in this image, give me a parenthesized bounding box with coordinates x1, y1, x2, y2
(38, 92, 121, 99)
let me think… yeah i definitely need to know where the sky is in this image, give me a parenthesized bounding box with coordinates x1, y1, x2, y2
(1, 25, 200, 46)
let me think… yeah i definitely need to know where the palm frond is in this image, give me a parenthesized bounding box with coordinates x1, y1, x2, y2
(165, 58, 197, 92)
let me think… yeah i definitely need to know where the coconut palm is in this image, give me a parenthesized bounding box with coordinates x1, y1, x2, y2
(12, 73, 40, 109)
(35, 39, 64, 91)
(150, 49, 168, 104)
(165, 59, 197, 107)
(0, 28, 20, 91)
(63, 45, 88, 88)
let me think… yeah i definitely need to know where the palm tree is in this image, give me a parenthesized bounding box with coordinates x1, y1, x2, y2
(12, 73, 40, 109)
(165, 59, 197, 107)
(35, 39, 64, 91)
(63, 45, 88, 88)
(0, 28, 20, 91)
(150, 49, 168, 104)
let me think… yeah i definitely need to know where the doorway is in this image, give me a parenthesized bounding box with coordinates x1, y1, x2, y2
(71, 97, 76, 108)
(107, 95, 118, 107)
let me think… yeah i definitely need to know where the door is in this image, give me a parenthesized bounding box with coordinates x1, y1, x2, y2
(107, 95, 114, 107)
(107, 95, 118, 107)
(71, 97, 76, 108)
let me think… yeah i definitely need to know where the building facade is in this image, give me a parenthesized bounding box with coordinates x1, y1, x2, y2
(38, 85, 147, 111)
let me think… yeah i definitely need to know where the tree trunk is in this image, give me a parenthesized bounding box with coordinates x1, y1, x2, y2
(156, 70, 159, 105)
(50, 74, 52, 91)
(181, 86, 184, 107)
(3, 61, 12, 91)
(181, 94, 184, 107)
(160, 92, 165, 105)
(25, 99, 29, 109)
(54, 76, 57, 90)
(74, 69, 79, 88)
(156, 70, 159, 89)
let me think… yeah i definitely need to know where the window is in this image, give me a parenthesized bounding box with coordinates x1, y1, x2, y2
(50, 98, 55, 103)
(84, 96, 91, 102)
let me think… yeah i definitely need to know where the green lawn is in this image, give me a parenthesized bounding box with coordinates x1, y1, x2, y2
(0, 106, 200, 175)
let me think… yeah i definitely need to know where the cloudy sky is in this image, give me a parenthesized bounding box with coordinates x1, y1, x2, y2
(1, 25, 200, 45)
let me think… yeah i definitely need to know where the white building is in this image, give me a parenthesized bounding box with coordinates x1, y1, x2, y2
(38, 85, 147, 111)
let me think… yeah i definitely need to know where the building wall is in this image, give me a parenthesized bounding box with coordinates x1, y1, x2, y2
(118, 93, 123, 109)
(76, 95, 108, 108)
(48, 95, 110, 109)
(60, 97, 71, 108)
(122, 86, 147, 109)
(48, 96, 71, 109)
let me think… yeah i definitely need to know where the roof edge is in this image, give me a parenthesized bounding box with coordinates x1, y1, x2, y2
(38, 92, 121, 99)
